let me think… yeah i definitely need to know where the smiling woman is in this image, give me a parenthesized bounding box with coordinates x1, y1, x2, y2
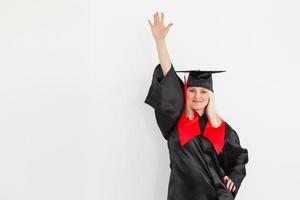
(145, 11, 249, 200)
(176, 69, 225, 127)
(187, 87, 210, 118)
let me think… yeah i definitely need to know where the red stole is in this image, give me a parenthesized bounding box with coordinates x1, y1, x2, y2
(176, 110, 225, 155)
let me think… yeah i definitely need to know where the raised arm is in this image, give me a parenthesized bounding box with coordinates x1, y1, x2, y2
(148, 12, 174, 76)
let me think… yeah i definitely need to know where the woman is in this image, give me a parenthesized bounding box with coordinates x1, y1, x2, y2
(145, 12, 249, 200)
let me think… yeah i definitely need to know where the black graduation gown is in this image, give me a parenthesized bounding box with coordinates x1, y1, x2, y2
(144, 63, 249, 200)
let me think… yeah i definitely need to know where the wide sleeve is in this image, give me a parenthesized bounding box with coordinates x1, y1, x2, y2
(217, 123, 249, 198)
(144, 63, 184, 140)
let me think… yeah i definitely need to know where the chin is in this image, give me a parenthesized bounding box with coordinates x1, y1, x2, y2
(191, 105, 206, 110)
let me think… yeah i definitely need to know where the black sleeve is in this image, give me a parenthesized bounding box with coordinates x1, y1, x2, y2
(218, 123, 249, 198)
(144, 63, 184, 140)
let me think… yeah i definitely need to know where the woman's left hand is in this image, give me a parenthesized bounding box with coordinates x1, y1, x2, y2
(206, 91, 222, 127)
(223, 175, 236, 192)
(206, 91, 216, 114)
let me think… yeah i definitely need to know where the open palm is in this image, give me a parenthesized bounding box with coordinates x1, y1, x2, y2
(148, 12, 173, 40)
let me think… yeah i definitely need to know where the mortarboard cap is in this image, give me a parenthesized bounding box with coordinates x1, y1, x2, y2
(175, 70, 226, 92)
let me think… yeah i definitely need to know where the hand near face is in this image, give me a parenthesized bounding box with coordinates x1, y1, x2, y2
(206, 91, 216, 114)
(206, 91, 223, 128)
(223, 175, 236, 192)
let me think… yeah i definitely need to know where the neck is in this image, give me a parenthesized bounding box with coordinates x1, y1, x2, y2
(195, 109, 205, 117)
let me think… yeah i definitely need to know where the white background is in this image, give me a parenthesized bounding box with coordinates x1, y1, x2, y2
(0, 0, 300, 200)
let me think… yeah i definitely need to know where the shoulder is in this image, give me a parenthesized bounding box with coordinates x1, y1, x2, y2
(224, 121, 240, 144)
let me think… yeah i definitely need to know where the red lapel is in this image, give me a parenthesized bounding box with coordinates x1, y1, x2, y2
(176, 110, 225, 155)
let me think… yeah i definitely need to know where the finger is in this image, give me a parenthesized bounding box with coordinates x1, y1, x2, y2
(155, 12, 159, 23)
(226, 179, 231, 190)
(232, 185, 236, 192)
(153, 13, 157, 24)
(209, 91, 214, 98)
(161, 12, 164, 24)
(229, 182, 234, 192)
(227, 181, 233, 191)
(157, 12, 160, 22)
(223, 176, 228, 182)
(166, 23, 173, 31)
(223, 176, 228, 184)
(148, 19, 153, 27)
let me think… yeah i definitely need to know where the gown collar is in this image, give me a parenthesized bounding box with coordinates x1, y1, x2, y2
(177, 110, 226, 154)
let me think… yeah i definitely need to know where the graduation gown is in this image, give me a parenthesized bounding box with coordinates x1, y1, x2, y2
(144, 63, 249, 200)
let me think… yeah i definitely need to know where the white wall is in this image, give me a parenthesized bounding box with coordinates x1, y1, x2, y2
(0, 0, 299, 200)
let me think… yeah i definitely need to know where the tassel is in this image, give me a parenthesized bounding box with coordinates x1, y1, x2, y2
(184, 75, 187, 107)
(183, 75, 192, 119)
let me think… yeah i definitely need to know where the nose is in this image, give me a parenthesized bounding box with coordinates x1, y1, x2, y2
(195, 91, 202, 99)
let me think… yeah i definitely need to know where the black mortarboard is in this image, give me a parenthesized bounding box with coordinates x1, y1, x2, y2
(175, 70, 226, 92)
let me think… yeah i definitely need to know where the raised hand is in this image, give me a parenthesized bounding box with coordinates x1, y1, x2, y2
(148, 11, 173, 41)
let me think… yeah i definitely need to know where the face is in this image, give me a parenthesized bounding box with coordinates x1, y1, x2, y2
(187, 87, 210, 111)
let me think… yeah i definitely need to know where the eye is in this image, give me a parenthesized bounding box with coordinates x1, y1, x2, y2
(201, 90, 207, 94)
